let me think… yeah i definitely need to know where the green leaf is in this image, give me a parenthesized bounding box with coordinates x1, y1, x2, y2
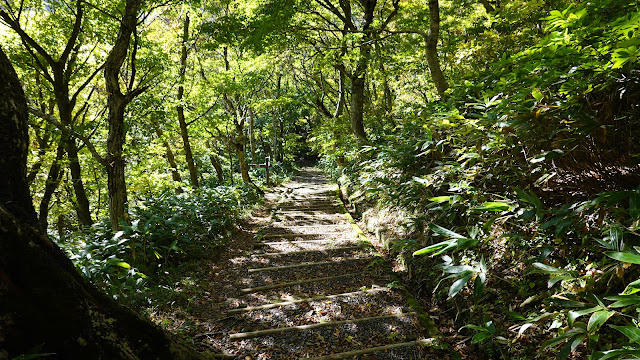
(591, 349, 640, 360)
(429, 223, 466, 239)
(449, 273, 473, 298)
(471, 331, 493, 344)
(412, 239, 455, 256)
(532, 87, 544, 102)
(605, 251, 640, 265)
(472, 202, 513, 212)
(610, 325, 640, 345)
(116, 261, 131, 269)
(568, 307, 600, 328)
(429, 196, 451, 203)
(607, 295, 640, 308)
(587, 310, 615, 333)
(559, 333, 586, 359)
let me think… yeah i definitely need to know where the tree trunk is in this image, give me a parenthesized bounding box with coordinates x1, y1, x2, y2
(104, 0, 145, 231)
(105, 100, 128, 231)
(151, 119, 182, 192)
(349, 75, 368, 143)
(177, 15, 199, 188)
(0, 42, 205, 360)
(233, 122, 253, 184)
(0, 46, 37, 226)
(210, 154, 224, 184)
(64, 135, 94, 226)
(249, 108, 257, 164)
(425, 0, 449, 98)
(38, 144, 65, 232)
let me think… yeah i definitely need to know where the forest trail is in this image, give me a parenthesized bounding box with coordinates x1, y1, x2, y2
(206, 168, 445, 359)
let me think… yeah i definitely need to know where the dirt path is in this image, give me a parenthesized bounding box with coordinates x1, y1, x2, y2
(195, 168, 445, 359)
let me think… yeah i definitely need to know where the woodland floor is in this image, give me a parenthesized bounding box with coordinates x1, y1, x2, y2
(147, 168, 455, 359)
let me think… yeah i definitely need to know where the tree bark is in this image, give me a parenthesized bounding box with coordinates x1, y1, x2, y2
(0, 46, 37, 226)
(104, 0, 146, 231)
(38, 144, 65, 232)
(177, 15, 199, 188)
(0, 45, 205, 360)
(63, 135, 94, 226)
(249, 107, 257, 164)
(209, 154, 224, 184)
(349, 75, 368, 142)
(425, 0, 449, 98)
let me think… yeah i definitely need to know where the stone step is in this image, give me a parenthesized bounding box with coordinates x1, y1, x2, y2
(304, 339, 436, 360)
(227, 287, 388, 314)
(229, 312, 416, 340)
(239, 273, 359, 294)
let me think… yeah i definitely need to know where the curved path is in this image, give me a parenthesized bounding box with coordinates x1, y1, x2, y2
(216, 168, 442, 359)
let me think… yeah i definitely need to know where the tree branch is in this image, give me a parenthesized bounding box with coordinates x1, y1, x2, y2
(28, 107, 107, 166)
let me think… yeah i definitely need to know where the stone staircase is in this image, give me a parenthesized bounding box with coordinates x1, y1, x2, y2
(225, 169, 441, 359)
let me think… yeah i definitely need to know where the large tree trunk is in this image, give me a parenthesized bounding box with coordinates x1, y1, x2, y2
(177, 15, 199, 188)
(104, 0, 147, 231)
(38, 144, 65, 232)
(0, 46, 37, 226)
(349, 74, 368, 142)
(425, 0, 449, 98)
(0, 45, 204, 360)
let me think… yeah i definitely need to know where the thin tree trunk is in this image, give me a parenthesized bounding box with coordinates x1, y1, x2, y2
(151, 119, 182, 190)
(64, 135, 93, 226)
(425, 0, 449, 98)
(177, 15, 199, 188)
(249, 108, 257, 164)
(38, 144, 65, 232)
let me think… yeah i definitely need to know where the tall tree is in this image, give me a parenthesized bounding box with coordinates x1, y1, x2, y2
(176, 14, 200, 188)
(103, 0, 148, 230)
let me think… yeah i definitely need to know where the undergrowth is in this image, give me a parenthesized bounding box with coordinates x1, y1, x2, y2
(318, 1, 640, 358)
(58, 183, 262, 304)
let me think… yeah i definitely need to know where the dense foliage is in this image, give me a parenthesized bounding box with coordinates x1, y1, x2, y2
(2, 0, 639, 357)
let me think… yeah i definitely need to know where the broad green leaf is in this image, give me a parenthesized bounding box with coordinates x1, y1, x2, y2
(605, 251, 640, 265)
(608, 296, 640, 308)
(532, 88, 544, 102)
(610, 325, 640, 345)
(587, 310, 615, 333)
(429, 223, 466, 239)
(568, 307, 600, 328)
(533, 262, 565, 274)
(412, 239, 455, 256)
(591, 348, 640, 360)
(449, 273, 473, 298)
(429, 196, 451, 203)
(559, 333, 586, 359)
(116, 261, 131, 269)
(441, 265, 475, 274)
(471, 331, 493, 344)
(472, 202, 513, 212)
